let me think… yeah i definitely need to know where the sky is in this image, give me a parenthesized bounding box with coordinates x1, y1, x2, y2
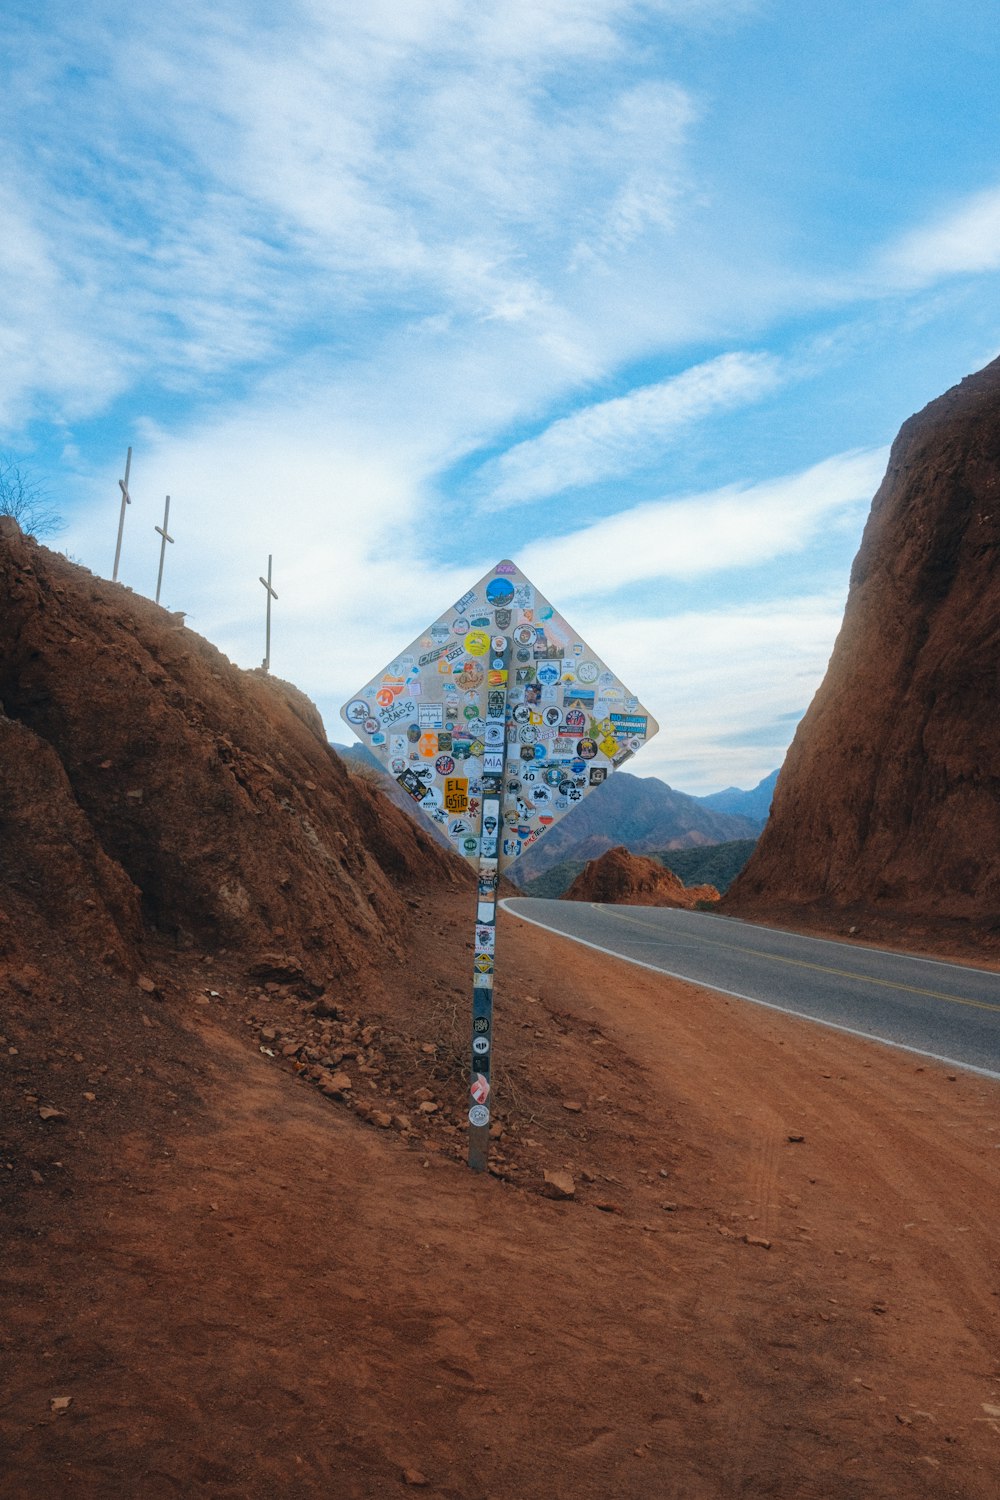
(3, 0, 1000, 795)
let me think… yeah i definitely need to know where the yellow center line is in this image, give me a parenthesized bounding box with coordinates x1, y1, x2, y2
(596, 906, 1000, 1016)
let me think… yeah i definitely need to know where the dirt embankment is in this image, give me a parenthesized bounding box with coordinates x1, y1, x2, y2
(565, 844, 719, 908)
(727, 359, 1000, 950)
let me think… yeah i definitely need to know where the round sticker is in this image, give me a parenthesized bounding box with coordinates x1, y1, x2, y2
(462, 836, 480, 855)
(491, 636, 507, 653)
(486, 577, 515, 607)
(472, 1036, 490, 1055)
(577, 660, 599, 683)
(536, 662, 560, 687)
(363, 717, 379, 735)
(513, 625, 536, 646)
(469, 1104, 490, 1127)
(375, 687, 395, 708)
(465, 629, 490, 656)
(345, 699, 369, 724)
(435, 754, 455, 775)
(453, 617, 469, 636)
(577, 738, 598, 760)
(565, 709, 586, 731)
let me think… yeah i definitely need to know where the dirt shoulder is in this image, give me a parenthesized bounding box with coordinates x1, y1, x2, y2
(2, 896, 998, 1498)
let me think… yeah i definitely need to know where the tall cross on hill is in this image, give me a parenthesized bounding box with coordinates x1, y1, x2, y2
(259, 554, 277, 673)
(112, 446, 132, 583)
(154, 495, 174, 605)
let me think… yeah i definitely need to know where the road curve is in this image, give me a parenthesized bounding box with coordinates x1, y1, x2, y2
(500, 898, 1000, 1081)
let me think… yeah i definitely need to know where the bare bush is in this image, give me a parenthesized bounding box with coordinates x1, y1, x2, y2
(0, 456, 63, 538)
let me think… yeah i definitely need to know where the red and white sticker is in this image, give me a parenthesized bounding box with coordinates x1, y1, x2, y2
(470, 1073, 490, 1104)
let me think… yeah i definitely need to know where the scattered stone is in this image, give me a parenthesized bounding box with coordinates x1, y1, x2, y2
(50, 1396, 72, 1412)
(742, 1234, 771, 1250)
(592, 1200, 622, 1215)
(137, 976, 157, 994)
(37, 1106, 66, 1123)
(561, 1100, 583, 1113)
(543, 1169, 575, 1199)
(413, 1087, 435, 1103)
(402, 1469, 428, 1488)
(29, 1170, 44, 1186)
(660, 1202, 678, 1212)
(787, 1134, 806, 1143)
(692, 1389, 711, 1405)
(325, 1071, 352, 1093)
(418, 1101, 439, 1115)
(370, 1111, 393, 1129)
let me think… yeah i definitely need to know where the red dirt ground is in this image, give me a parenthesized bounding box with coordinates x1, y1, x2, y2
(3, 889, 998, 1499)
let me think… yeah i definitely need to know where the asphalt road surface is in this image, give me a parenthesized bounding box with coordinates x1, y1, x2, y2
(501, 898, 1000, 1080)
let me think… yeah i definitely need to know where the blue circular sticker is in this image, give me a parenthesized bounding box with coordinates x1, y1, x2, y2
(486, 578, 515, 607)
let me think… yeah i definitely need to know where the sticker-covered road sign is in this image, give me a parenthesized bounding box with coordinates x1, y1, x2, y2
(339, 560, 658, 871)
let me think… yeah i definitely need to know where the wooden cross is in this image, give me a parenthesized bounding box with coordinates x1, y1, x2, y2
(154, 495, 174, 605)
(259, 554, 277, 672)
(112, 446, 132, 582)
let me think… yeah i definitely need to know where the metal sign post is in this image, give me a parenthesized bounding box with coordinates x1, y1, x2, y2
(341, 560, 658, 1173)
(154, 495, 174, 605)
(259, 554, 277, 672)
(112, 447, 132, 582)
(466, 631, 511, 1170)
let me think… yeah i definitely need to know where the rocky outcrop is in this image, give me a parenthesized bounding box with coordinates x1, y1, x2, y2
(0, 520, 468, 988)
(565, 846, 719, 908)
(727, 359, 1000, 930)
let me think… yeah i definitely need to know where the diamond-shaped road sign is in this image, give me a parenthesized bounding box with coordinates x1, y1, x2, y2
(340, 558, 658, 1174)
(340, 559, 658, 873)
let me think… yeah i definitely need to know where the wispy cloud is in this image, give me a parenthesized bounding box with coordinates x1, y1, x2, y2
(518, 447, 887, 590)
(477, 351, 781, 507)
(880, 183, 1000, 287)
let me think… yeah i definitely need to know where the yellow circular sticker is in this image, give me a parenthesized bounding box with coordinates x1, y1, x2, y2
(465, 629, 490, 656)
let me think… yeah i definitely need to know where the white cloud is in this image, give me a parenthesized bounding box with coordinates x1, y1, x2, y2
(479, 351, 781, 507)
(518, 447, 887, 589)
(571, 593, 849, 793)
(881, 183, 1000, 287)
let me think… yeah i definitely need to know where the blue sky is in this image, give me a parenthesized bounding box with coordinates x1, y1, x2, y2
(3, 0, 999, 794)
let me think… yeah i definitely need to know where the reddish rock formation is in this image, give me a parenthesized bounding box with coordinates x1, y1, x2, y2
(0, 520, 468, 992)
(565, 845, 719, 907)
(727, 359, 1000, 933)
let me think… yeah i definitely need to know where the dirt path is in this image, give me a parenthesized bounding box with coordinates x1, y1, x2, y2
(2, 911, 998, 1498)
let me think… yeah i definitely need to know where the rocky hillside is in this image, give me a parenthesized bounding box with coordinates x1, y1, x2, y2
(727, 359, 1000, 934)
(564, 846, 719, 908)
(0, 520, 467, 1000)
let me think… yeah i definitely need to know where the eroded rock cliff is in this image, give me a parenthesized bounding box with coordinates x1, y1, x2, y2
(727, 359, 1000, 934)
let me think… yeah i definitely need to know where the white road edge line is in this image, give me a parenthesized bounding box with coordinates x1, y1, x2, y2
(498, 899, 1000, 1085)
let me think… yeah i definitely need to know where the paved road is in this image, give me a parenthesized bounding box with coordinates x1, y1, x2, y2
(501, 898, 1000, 1080)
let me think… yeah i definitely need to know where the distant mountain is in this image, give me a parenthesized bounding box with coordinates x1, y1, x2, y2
(508, 771, 760, 886)
(696, 769, 778, 828)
